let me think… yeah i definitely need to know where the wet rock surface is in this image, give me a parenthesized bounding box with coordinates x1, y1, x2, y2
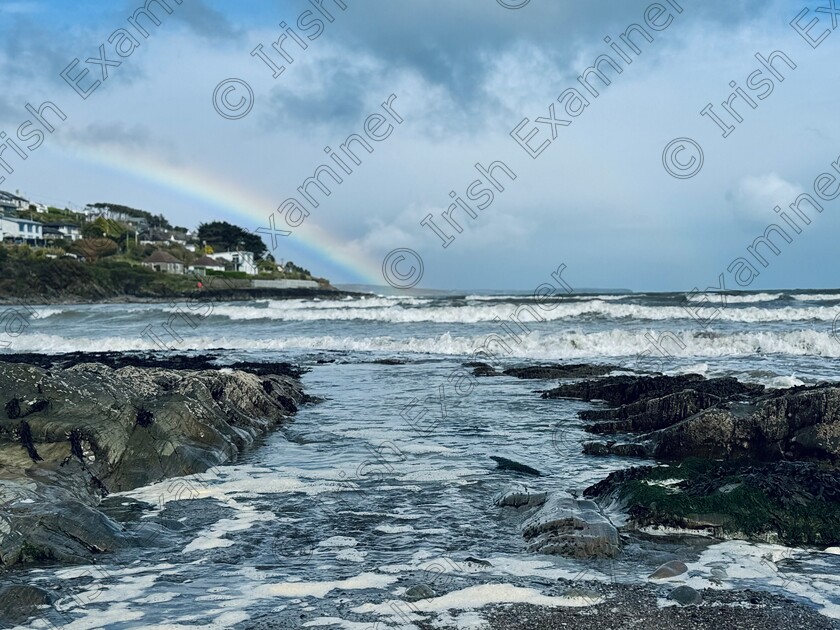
(548, 372, 840, 462)
(467, 362, 618, 379)
(0, 353, 306, 569)
(541, 370, 840, 548)
(520, 494, 620, 558)
(490, 456, 543, 477)
(584, 459, 840, 545)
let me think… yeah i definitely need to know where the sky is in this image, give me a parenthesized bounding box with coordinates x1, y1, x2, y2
(1, 0, 839, 291)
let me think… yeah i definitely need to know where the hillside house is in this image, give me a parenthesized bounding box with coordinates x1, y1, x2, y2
(212, 250, 258, 275)
(45, 222, 82, 241)
(188, 255, 226, 275)
(142, 250, 184, 274)
(0, 191, 30, 212)
(0, 216, 43, 243)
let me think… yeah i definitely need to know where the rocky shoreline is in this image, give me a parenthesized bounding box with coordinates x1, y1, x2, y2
(0, 352, 309, 577)
(469, 362, 840, 625)
(3, 357, 840, 627)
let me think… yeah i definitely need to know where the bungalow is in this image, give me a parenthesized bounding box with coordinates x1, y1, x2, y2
(212, 250, 258, 275)
(188, 255, 225, 275)
(0, 216, 43, 243)
(142, 250, 184, 274)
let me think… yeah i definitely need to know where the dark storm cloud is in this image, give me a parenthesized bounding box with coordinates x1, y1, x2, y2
(170, 0, 241, 41)
(63, 122, 152, 149)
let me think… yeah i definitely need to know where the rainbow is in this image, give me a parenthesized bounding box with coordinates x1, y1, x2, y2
(63, 145, 384, 284)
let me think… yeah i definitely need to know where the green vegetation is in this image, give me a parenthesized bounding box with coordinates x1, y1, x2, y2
(14, 206, 84, 226)
(197, 221, 268, 259)
(89, 202, 173, 229)
(585, 459, 840, 545)
(0, 247, 195, 300)
(0, 199, 327, 300)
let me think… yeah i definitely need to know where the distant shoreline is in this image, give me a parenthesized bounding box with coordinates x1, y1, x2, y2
(0, 287, 371, 306)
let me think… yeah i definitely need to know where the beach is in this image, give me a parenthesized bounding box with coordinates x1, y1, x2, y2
(1, 291, 839, 628)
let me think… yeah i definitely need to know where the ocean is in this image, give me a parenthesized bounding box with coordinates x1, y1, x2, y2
(7, 289, 840, 628)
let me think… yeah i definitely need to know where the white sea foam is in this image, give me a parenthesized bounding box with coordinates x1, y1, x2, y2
(13, 328, 840, 360)
(197, 300, 840, 324)
(687, 292, 782, 303)
(682, 540, 840, 618)
(254, 572, 397, 599)
(353, 583, 603, 621)
(792, 293, 840, 302)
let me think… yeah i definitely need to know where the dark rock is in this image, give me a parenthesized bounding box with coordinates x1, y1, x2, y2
(669, 585, 702, 606)
(543, 374, 761, 406)
(404, 584, 436, 602)
(583, 442, 651, 458)
(490, 456, 542, 477)
(5, 398, 20, 420)
(649, 560, 688, 579)
(371, 358, 406, 365)
(503, 364, 618, 380)
(468, 362, 499, 377)
(584, 460, 840, 545)
(494, 488, 548, 508)
(18, 422, 42, 462)
(0, 357, 306, 569)
(135, 406, 154, 428)
(464, 556, 493, 567)
(550, 373, 840, 463)
(583, 390, 724, 433)
(0, 585, 55, 626)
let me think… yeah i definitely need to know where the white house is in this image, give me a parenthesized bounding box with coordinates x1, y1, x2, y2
(212, 250, 258, 275)
(0, 217, 43, 243)
(188, 255, 226, 275)
(0, 191, 30, 211)
(45, 222, 82, 241)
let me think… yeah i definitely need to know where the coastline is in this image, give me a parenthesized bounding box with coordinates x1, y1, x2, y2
(3, 352, 840, 627)
(0, 352, 309, 577)
(0, 287, 370, 306)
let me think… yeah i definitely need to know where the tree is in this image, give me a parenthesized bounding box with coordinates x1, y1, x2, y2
(196, 221, 267, 259)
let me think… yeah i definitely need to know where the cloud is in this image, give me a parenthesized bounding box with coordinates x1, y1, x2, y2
(171, 0, 240, 41)
(0, 2, 42, 15)
(63, 122, 152, 149)
(727, 173, 804, 222)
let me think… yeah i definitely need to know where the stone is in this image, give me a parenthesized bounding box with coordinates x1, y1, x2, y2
(0, 354, 306, 569)
(493, 488, 547, 508)
(649, 560, 688, 579)
(490, 456, 542, 477)
(0, 585, 55, 626)
(464, 556, 493, 567)
(668, 585, 703, 606)
(521, 494, 620, 558)
(404, 584, 436, 602)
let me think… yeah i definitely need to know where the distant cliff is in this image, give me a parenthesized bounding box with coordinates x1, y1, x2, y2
(0, 255, 351, 304)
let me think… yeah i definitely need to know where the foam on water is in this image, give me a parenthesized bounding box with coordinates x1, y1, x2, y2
(681, 541, 840, 618)
(12, 328, 840, 360)
(199, 301, 840, 324)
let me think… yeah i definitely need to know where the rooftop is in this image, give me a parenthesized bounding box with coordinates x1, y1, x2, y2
(144, 250, 183, 264)
(191, 255, 224, 267)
